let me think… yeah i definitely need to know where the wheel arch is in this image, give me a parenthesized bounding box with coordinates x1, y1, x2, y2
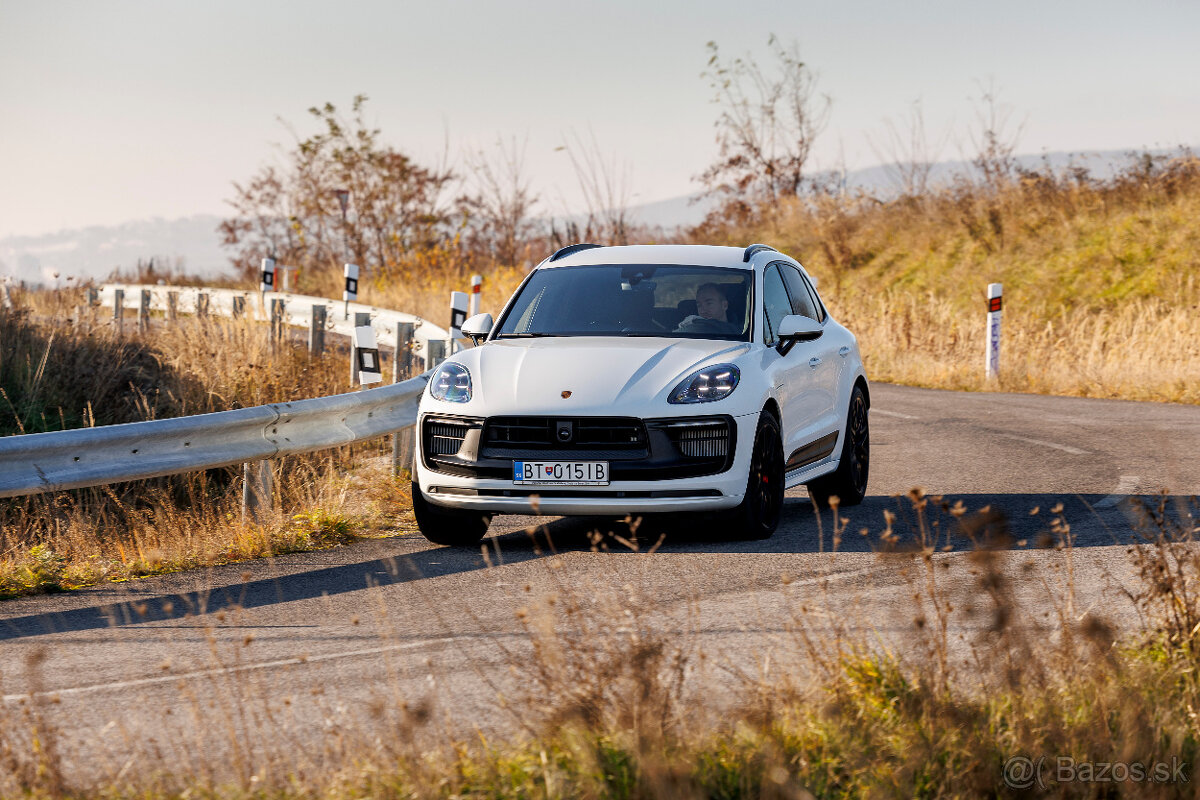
(761, 397, 781, 424)
(853, 375, 870, 408)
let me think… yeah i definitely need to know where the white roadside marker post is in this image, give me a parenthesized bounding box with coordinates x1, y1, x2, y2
(350, 312, 371, 386)
(986, 283, 1002, 380)
(343, 263, 359, 321)
(449, 291, 468, 355)
(469, 274, 482, 318)
(353, 325, 383, 386)
(260, 256, 276, 294)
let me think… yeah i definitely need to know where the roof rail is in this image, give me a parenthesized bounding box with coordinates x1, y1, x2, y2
(549, 243, 603, 262)
(743, 243, 777, 262)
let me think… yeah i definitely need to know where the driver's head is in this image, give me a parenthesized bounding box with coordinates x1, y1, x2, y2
(695, 283, 728, 321)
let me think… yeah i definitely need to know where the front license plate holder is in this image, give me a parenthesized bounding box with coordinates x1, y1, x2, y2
(513, 460, 609, 486)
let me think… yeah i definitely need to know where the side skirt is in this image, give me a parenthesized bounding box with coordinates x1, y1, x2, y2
(784, 457, 840, 490)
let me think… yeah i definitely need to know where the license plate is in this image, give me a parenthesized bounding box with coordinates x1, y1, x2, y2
(513, 461, 609, 485)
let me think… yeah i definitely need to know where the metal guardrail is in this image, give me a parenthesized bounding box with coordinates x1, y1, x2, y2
(0, 374, 429, 499)
(98, 284, 451, 356)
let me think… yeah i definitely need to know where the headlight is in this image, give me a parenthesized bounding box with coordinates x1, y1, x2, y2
(429, 363, 472, 403)
(668, 363, 740, 404)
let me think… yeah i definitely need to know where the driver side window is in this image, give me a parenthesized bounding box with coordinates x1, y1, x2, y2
(762, 264, 791, 346)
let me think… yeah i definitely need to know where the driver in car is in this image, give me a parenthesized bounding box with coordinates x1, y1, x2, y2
(675, 283, 739, 334)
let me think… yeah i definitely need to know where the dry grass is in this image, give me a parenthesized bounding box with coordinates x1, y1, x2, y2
(1, 494, 1197, 798)
(692, 152, 1200, 404)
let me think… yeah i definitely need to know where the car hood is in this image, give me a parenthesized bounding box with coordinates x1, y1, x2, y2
(449, 337, 751, 416)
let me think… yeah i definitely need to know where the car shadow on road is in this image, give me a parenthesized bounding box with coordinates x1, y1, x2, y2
(0, 491, 1189, 641)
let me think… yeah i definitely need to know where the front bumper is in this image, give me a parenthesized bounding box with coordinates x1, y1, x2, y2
(415, 411, 759, 515)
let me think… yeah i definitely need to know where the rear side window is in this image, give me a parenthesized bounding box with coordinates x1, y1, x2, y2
(762, 264, 792, 346)
(778, 263, 820, 321)
(800, 272, 827, 322)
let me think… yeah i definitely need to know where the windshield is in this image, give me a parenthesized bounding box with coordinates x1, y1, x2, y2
(494, 264, 753, 341)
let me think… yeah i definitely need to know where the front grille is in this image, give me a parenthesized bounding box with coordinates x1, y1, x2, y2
(665, 420, 730, 458)
(483, 417, 646, 453)
(428, 420, 471, 455)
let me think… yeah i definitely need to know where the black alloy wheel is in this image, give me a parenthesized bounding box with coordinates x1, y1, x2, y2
(717, 412, 784, 540)
(845, 388, 870, 499)
(808, 384, 870, 508)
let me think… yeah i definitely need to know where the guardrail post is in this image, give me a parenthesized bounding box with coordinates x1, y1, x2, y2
(241, 460, 274, 523)
(166, 291, 178, 322)
(392, 321, 416, 475)
(428, 340, 446, 369)
(395, 322, 414, 380)
(113, 289, 125, 336)
(138, 289, 151, 332)
(309, 304, 326, 356)
(350, 311, 371, 386)
(85, 287, 99, 307)
(270, 298, 285, 343)
(197, 292, 209, 319)
(232, 295, 245, 319)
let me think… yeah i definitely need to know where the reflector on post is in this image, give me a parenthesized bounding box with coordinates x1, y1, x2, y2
(343, 263, 359, 302)
(353, 325, 382, 385)
(260, 257, 276, 293)
(469, 274, 482, 317)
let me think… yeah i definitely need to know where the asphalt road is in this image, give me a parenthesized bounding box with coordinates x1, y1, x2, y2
(2, 383, 1197, 784)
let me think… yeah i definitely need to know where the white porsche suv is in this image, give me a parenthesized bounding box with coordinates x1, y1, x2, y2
(412, 243, 870, 545)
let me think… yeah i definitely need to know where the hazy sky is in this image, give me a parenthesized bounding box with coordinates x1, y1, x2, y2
(1, 0, 1197, 239)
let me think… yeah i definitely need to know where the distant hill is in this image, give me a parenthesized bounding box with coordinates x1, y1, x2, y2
(2, 148, 1181, 286)
(0, 215, 229, 287)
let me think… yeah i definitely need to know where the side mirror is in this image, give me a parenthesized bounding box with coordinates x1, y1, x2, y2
(775, 314, 822, 355)
(461, 312, 493, 346)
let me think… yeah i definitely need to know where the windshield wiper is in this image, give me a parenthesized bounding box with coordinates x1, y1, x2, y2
(495, 332, 558, 338)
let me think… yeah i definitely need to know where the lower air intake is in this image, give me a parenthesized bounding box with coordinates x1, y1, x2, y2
(668, 421, 730, 458)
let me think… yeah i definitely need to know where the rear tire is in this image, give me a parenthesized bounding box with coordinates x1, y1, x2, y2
(807, 384, 869, 509)
(411, 480, 492, 546)
(714, 412, 784, 540)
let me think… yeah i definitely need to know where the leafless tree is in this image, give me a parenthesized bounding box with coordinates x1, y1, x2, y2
(462, 135, 541, 267)
(967, 80, 1024, 190)
(699, 35, 831, 203)
(868, 98, 949, 198)
(557, 129, 633, 245)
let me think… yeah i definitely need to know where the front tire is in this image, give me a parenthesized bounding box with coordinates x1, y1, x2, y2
(411, 480, 492, 546)
(714, 412, 784, 540)
(807, 384, 869, 509)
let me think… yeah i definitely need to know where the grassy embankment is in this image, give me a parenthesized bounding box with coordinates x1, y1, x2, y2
(692, 154, 1200, 403)
(0, 291, 416, 597)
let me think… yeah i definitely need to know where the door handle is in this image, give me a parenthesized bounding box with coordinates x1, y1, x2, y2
(838, 346, 851, 358)
(809, 357, 822, 368)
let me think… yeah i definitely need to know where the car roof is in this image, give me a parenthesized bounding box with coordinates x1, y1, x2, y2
(539, 244, 771, 270)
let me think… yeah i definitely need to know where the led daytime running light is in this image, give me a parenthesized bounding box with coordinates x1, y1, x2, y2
(669, 363, 740, 404)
